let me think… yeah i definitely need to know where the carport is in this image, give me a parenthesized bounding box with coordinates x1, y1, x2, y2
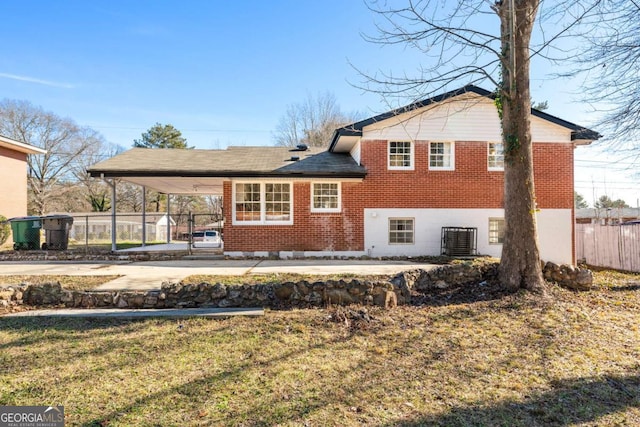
(87, 145, 364, 252)
(87, 148, 229, 252)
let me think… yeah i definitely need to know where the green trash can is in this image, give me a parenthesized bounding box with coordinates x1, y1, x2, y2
(9, 216, 42, 250)
(41, 214, 74, 250)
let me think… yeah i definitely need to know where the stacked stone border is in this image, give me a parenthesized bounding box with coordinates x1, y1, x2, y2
(0, 250, 187, 262)
(0, 261, 593, 312)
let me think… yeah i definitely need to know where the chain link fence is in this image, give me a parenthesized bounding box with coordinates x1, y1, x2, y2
(66, 212, 223, 250)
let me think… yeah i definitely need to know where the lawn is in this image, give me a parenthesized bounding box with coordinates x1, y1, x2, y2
(0, 270, 638, 426)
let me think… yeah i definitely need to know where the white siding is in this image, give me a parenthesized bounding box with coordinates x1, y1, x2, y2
(364, 208, 573, 264)
(536, 210, 573, 264)
(350, 140, 361, 165)
(363, 96, 572, 143)
(531, 115, 572, 142)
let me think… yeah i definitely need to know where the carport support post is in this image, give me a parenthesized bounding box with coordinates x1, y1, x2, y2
(108, 179, 117, 252)
(187, 211, 193, 256)
(141, 186, 146, 247)
(166, 194, 171, 244)
(85, 215, 89, 255)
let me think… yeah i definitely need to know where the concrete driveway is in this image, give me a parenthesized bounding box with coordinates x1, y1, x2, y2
(0, 259, 437, 291)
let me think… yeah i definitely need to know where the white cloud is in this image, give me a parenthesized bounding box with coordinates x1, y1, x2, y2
(0, 72, 74, 89)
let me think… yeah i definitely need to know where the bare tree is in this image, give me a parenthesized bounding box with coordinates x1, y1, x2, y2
(358, 0, 600, 291)
(494, 0, 544, 290)
(274, 92, 359, 148)
(568, 1, 640, 144)
(171, 195, 202, 238)
(205, 195, 223, 221)
(52, 181, 93, 212)
(0, 99, 105, 215)
(115, 181, 144, 212)
(71, 141, 124, 212)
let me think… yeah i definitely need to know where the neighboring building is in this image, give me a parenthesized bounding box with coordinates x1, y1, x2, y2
(88, 85, 599, 264)
(154, 214, 175, 241)
(0, 134, 46, 219)
(576, 208, 640, 225)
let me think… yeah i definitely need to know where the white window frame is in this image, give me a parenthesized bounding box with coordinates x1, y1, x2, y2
(429, 141, 455, 170)
(389, 218, 415, 245)
(388, 141, 414, 170)
(489, 217, 505, 244)
(311, 182, 341, 213)
(488, 142, 504, 171)
(232, 181, 293, 225)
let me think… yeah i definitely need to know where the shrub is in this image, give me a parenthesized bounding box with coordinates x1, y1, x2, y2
(0, 215, 10, 246)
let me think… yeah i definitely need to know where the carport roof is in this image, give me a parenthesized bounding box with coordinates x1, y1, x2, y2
(87, 146, 367, 194)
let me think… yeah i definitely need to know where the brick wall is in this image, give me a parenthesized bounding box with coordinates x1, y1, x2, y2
(222, 140, 574, 252)
(532, 143, 574, 209)
(359, 140, 573, 209)
(359, 140, 503, 208)
(0, 147, 29, 219)
(223, 181, 364, 252)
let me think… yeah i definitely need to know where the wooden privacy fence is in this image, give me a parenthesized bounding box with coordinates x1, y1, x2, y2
(576, 223, 640, 272)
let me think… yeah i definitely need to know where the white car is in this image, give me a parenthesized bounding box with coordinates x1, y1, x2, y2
(192, 230, 222, 248)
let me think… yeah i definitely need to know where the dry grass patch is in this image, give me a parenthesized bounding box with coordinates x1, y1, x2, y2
(591, 267, 640, 288)
(0, 275, 120, 291)
(1, 269, 639, 426)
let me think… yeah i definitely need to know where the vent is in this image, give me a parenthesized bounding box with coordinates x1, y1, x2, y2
(441, 227, 477, 257)
(295, 143, 309, 151)
(290, 156, 300, 161)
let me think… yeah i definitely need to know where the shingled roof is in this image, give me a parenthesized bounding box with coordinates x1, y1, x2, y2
(88, 146, 366, 179)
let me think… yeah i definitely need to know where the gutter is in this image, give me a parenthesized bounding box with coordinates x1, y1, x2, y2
(88, 170, 367, 179)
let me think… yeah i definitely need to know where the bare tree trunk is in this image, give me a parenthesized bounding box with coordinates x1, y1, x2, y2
(497, 0, 544, 292)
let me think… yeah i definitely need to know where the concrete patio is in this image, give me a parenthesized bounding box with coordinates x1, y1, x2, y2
(0, 258, 438, 291)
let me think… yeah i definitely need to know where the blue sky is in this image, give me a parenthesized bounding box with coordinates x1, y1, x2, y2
(1, 1, 387, 148)
(0, 1, 637, 206)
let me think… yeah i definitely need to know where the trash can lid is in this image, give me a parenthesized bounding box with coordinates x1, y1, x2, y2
(8, 216, 41, 221)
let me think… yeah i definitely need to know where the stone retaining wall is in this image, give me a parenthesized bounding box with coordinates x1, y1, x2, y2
(543, 261, 593, 291)
(390, 261, 501, 295)
(0, 250, 187, 262)
(0, 261, 593, 312)
(0, 279, 401, 311)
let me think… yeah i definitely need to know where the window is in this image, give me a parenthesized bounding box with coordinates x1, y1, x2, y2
(234, 182, 291, 224)
(488, 142, 504, 170)
(311, 182, 341, 212)
(235, 183, 261, 221)
(265, 183, 291, 221)
(429, 142, 454, 170)
(389, 218, 414, 244)
(388, 141, 413, 169)
(489, 218, 505, 244)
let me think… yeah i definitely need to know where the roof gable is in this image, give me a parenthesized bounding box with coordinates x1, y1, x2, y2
(329, 85, 600, 151)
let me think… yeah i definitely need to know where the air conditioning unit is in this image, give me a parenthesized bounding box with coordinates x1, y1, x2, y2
(441, 227, 477, 256)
